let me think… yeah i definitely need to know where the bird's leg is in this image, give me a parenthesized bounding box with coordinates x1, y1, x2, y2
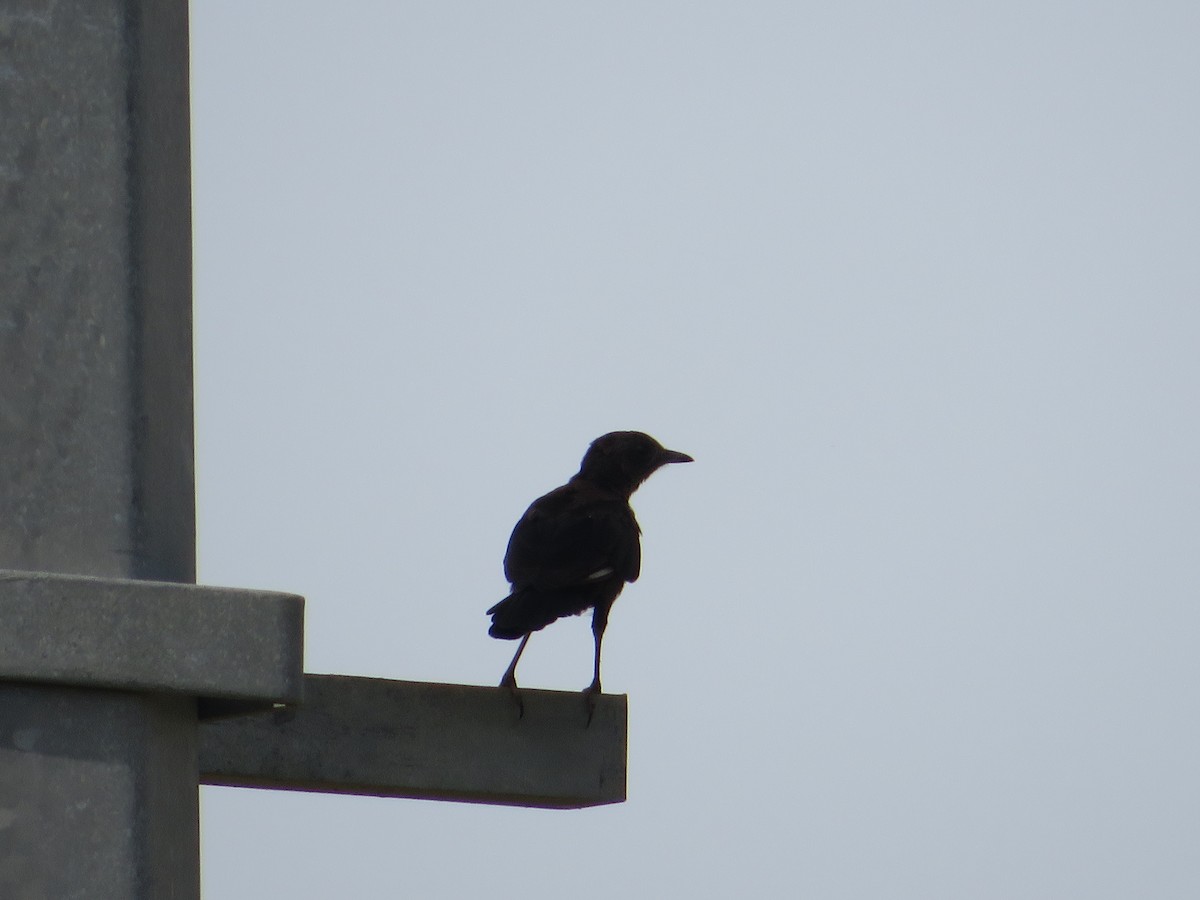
(584, 630, 603, 726)
(584, 605, 611, 726)
(499, 633, 529, 688)
(500, 633, 530, 719)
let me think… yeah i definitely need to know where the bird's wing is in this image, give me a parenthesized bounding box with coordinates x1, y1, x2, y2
(503, 483, 641, 589)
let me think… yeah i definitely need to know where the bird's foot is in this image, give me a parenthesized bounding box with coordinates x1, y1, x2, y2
(500, 673, 524, 720)
(583, 681, 602, 727)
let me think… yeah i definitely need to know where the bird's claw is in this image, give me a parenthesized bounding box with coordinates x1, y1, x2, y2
(583, 684, 601, 727)
(500, 675, 524, 720)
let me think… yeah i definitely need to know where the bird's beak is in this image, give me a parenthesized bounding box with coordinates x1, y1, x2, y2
(660, 448, 694, 465)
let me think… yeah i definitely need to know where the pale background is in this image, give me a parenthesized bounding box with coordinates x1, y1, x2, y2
(190, 3, 1200, 898)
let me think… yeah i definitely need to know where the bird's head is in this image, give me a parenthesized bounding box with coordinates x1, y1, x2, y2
(575, 431, 693, 495)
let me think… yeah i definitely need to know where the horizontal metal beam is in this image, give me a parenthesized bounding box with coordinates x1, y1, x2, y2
(199, 675, 627, 809)
(0, 569, 304, 716)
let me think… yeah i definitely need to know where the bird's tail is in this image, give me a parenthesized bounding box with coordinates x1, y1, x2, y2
(488, 586, 582, 639)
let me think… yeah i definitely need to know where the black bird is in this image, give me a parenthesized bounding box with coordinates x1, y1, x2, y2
(488, 431, 692, 714)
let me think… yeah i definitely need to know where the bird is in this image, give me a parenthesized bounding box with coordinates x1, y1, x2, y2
(488, 431, 692, 719)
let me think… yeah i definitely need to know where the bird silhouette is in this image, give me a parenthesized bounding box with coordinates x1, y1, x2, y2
(488, 431, 692, 720)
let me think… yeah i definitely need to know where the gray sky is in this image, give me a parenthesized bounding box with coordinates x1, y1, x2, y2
(190, 3, 1200, 897)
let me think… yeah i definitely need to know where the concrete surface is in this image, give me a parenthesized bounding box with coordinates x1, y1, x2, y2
(0, 3, 202, 896)
(0, 0, 194, 583)
(0, 569, 305, 716)
(201, 675, 628, 809)
(0, 686, 199, 900)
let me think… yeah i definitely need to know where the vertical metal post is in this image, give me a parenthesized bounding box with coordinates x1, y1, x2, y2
(0, 2, 199, 897)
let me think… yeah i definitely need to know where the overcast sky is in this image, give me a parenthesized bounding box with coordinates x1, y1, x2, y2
(190, 3, 1200, 897)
